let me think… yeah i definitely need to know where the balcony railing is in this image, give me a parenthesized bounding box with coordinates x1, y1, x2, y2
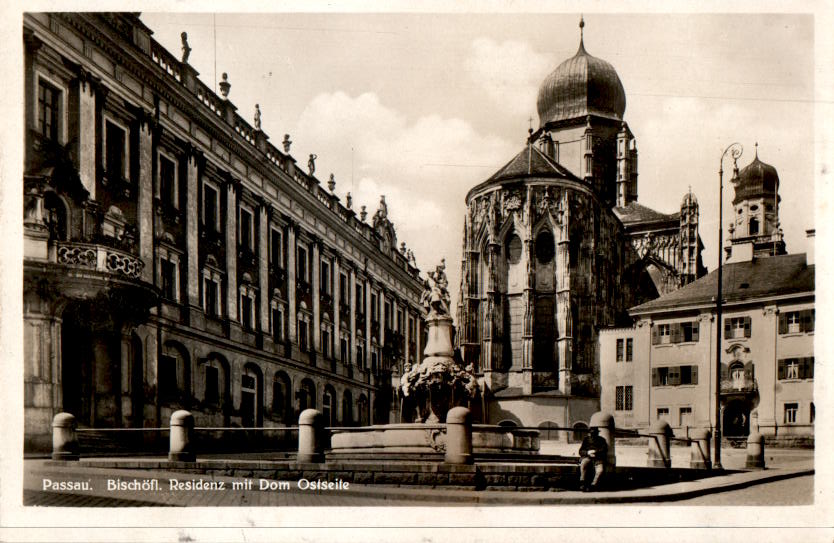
(56, 241, 144, 280)
(720, 378, 758, 394)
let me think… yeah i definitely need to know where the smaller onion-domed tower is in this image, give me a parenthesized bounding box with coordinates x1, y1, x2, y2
(726, 144, 786, 263)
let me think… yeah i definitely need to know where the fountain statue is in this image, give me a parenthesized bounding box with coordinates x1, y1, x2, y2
(400, 259, 479, 423)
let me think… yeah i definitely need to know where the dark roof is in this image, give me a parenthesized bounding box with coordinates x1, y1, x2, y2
(537, 38, 626, 126)
(732, 155, 780, 205)
(630, 253, 814, 313)
(614, 201, 679, 226)
(466, 144, 580, 200)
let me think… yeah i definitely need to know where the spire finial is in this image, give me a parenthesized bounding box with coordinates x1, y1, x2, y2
(579, 15, 585, 51)
(755, 141, 759, 158)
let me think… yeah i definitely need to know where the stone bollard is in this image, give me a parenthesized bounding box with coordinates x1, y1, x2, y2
(52, 413, 79, 461)
(689, 428, 712, 469)
(647, 420, 672, 468)
(445, 406, 473, 464)
(168, 410, 195, 462)
(589, 411, 616, 468)
(297, 409, 325, 463)
(745, 432, 765, 469)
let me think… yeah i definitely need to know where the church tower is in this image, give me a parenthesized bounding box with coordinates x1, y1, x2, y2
(726, 144, 786, 263)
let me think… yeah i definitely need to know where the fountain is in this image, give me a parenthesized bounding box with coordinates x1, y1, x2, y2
(329, 259, 540, 459)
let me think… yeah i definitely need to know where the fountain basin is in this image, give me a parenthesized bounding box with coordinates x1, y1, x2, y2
(329, 423, 539, 456)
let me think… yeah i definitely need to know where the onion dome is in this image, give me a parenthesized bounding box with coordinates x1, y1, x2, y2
(732, 146, 780, 205)
(536, 18, 626, 126)
(681, 190, 698, 207)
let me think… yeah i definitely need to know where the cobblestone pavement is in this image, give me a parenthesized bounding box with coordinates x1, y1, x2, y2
(663, 474, 814, 505)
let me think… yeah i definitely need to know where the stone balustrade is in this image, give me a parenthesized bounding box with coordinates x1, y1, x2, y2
(56, 241, 145, 280)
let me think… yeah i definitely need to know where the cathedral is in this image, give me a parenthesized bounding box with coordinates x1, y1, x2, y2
(456, 20, 706, 431)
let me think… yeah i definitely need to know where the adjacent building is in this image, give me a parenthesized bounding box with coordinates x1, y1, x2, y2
(456, 20, 705, 431)
(600, 152, 814, 442)
(23, 13, 424, 452)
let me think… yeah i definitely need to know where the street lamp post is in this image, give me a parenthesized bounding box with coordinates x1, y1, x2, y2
(715, 142, 742, 470)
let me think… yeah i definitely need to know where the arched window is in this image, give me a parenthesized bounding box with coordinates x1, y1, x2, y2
(44, 192, 68, 241)
(357, 394, 369, 426)
(749, 217, 759, 235)
(272, 371, 291, 424)
(730, 362, 745, 390)
(505, 234, 522, 264)
(342, 389, 353, 426)
(535, 231, 555, 263)
(241, 363, 263, 428)
(322, 386, 336, 427)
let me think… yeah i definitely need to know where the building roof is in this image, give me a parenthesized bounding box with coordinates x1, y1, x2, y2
(614, 201, 679, 226)
(536, 34, 626, 127)
(466, 143, 580, 201)
(630, 253, 814, 314)
(733, 153, 780, 205)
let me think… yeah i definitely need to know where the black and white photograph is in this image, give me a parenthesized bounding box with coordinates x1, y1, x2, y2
(2, 2, 832, 542)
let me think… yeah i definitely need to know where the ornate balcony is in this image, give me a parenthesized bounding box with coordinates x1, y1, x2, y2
(56, 241, 144, 279)
(720, 377, 758, 394)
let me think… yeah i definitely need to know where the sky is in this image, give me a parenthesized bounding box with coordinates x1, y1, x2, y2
(140, 12, 816, 314)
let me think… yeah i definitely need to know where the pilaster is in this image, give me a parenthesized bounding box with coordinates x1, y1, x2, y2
(312, 240, 321, 353)
(333, 256, 341, 361)
(136, 113, 154, 284)
(225, 179, 238, 327)
(286, 223, 297, 343)
(258, 204, 269, 333)
(349, 268, 357, 366)
(185, 148, 201, 305)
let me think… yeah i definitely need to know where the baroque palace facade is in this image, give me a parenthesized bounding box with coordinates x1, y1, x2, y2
(456, 21, 705, 431)
(23, 12, 424, 452)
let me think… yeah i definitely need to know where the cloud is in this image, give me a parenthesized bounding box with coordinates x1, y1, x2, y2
(463, 38, 552, 117)
(291, 91, 517, 310)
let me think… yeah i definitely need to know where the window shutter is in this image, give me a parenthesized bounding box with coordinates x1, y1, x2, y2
(777, 359, 785, 380)
(743, 361, 753, 380)
(720, 363, 728, 382)
(691, 365, 698, 385)
(744, 317, 751, 338)
(651, 368, 659, 386)
(809, 310, 815, 333)
(670, 366, 680, 386)
(652, 326, 659, 345)
(778, 314, 787, 335)
(691, 322, 699, 342)
(724, 319, 731, 339)
(809, 357, 815, 379)
(671, 323, 681, 344)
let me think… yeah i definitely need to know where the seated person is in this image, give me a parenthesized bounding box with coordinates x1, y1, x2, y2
(578, 427, 608, 491)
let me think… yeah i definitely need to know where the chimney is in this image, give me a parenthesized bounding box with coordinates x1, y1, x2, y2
(805, 229, 815, 265)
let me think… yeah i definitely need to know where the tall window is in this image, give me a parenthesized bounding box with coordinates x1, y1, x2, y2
(783, 403, 798, 424)
(356, 343, 365, 367)
(356, 283, 364, 315)
(159, 355, 177, 402)
(616, 339, 624, 362)
(371, 293, 378, 322)
(626, 338, 633, 361)
(161, 258, 178, 302)
(658, 324, 671, 344)
(240, 291, 254, 330)
(239, 207, 254, 252)
(297, 246, 308, 282)
(321, 329, 331, 358)
(340, 337, 349, 363)
(339, 273, 348, 303)
(159, 154, 177, 207)
(270, 228, 283, 269)
(679, 407, 693, 427)
(298, 319, 309, 352)
(615, 385, 633, 411)
(749, 217, 759, 235)
(320, 260, 331, 295)
(105, 120, 127, 179)
(37, 79, 61, 142)
(271, 305, 284, 341)
(384, 300, 392, 329)
(203, 183, 219, 232)
(203, 275, 220, 317)
(204, 366, 219, 405)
